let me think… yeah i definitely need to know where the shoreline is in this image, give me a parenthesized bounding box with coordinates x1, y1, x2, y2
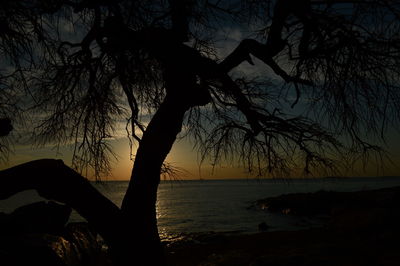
(1, 185, 399, 265)
(166, 226, 400, 266)
(167, 185, 400, 265)
(100, 176, 400, 182)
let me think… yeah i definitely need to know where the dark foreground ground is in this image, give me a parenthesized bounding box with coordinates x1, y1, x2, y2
(167, 186, 400, 265)
(1, 186, 400, 266)
(166, 225, 400, 266)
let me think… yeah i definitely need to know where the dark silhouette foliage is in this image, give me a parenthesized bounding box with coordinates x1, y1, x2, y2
(1, 0, 400, 265)
(1, 0, 399, 177)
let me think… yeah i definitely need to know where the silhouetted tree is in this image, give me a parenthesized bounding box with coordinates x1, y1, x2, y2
(1, 0, 400, 265)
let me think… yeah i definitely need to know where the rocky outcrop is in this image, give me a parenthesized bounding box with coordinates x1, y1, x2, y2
(256, 186, 400, 233)
(0, 201, 109, 266)
(168, 186, 400, 266)
(256, 186, 400, 217)
(0, 201, 71, 235)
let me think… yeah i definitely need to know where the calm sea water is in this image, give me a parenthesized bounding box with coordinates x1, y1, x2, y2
(1, 177, 400, 239)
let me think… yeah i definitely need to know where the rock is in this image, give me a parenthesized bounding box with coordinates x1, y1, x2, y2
(0, 233, 79, 266)
(64, 222, 104, 265)
(258, 222, 269, 231)
(0, 201, 75, 266)
(2, 201, 72, 235)
(0, 201, 109, 266)
(0, 222, 108, 266)
(256, 186, 400, 217)
(256, 190, 339, 216)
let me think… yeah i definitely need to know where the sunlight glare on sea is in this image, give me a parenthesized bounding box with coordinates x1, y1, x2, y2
(1, 177, 400, 240)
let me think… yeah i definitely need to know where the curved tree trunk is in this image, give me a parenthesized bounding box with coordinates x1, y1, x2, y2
(0, 69, 202, 266)
(0, 157, 172, 266)
(120, 65, 196, 265)
(120, 99, 190, 265)
(0, 159, 123, 249)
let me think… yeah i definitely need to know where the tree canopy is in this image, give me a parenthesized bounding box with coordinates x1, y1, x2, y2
(2, 1, 400, 265)
(1, 0, 400, 177)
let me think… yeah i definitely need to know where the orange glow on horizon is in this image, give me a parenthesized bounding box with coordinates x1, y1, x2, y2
(1, 133, 400, 181)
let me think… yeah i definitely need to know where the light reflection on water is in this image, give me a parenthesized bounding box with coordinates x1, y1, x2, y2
(1, 177, 400, 240)
(97, 177, 400, 240)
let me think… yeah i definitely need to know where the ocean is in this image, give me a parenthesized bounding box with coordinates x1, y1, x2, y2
(1, 177, 400, 240)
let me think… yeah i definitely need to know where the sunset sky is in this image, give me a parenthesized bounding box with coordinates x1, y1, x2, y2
(1, 26, 400, 180)
(2, 3, 400, 266)
(1, 124, 400, 180)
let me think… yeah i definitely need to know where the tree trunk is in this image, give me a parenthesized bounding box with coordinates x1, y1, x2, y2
(0, 157, 174, 266)
(0, 159, 169, 265)
(0, 70, 200, 266)
(120, 99, 190, 265)
(0, 159, 123, 249)
(120, 66, 195, 265)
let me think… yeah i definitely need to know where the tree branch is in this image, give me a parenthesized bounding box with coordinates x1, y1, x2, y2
(219, 39, 313, 85)
(168, 0, 192, 42)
